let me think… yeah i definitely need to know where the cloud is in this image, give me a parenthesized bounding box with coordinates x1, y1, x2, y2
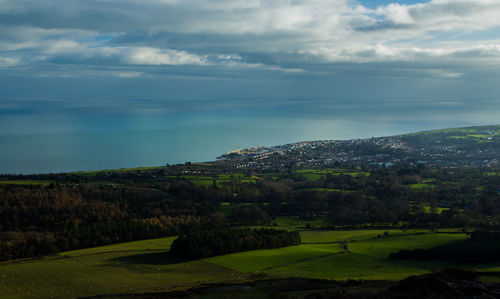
(427, 69, 464, 78)
(110, 71, 144, 78)
(304, 43, 500, 63)
(1, 0, 500, 77)
(124, 47, 208, 65)
(0, 56, 20, 67)
(380, 3, 414, 25)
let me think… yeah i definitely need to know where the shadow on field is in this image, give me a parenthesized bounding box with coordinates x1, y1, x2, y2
(110, 251, 187, 265)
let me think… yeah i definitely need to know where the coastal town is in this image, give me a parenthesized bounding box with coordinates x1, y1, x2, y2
(217, 126, 500, 171)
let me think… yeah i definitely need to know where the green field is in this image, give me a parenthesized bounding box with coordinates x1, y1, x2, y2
(272, 216, 328, 229)
(0, 230, 491, 298)
(294, 169, 369, 181)
(207, 243, 343, 273)
(422, 206, 450, 214)
(0, 180, 54, 186)
(486, 172, 500, 176)
(299, 229, 428, 243)
(0, 237, 238, 299)
(263, 233, 470, 280)
(73, 166, 163, 175)
(408, 183, 435, 189)
(300, 188, 356, 193)
(164, 174, 257, 187)
(61, 236, 177, 256)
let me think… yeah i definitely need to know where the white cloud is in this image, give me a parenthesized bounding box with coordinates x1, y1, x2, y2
(0, 56, 20, 67)
(1, 0, 500, 73)
(378, 3, 414, 25)
(305, 43, 500, 63)
(427, 69, 464, 78)
(112, 71, 144, 78)
(124, 47, 208, 65)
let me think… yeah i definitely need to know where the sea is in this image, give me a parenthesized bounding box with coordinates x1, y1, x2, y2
(0, 96, 497, 174)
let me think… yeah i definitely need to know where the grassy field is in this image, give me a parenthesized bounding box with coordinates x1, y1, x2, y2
(299, 229, 428, 243)
(294, 169, 369, 181)
(300, 188, 356, 194)
(61, 237, 177, 256)
(0, 230, 489, 298)
(272, 216, 328, 229)
(408, 183, 435, 189)
(263, 233, 470, 280)
(422, 206, 450, 214)
(0, 180, 54, 186)
(0, 237, 238, 299)
(207, 243, 343, 273)
(486, 172, 500, 176)
(164, 174, 257, 187)
(73, 166, 163, 175)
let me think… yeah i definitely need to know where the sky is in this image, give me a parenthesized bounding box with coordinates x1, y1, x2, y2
(2, 0, 500, 120)
(1, 0, 500, 172)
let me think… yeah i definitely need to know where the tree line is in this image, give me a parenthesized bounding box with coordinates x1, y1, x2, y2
(170, 228, 300, 259)
(0, 164, 499, 260)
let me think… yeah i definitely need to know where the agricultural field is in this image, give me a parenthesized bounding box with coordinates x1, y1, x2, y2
(422, 206, 450, 214)
(299, 229, 429, 243)
(0, 180, 54, 186)
(206, 243, 343, 273)
(73, 166, 163, 175)
(408, 183, 435, 189)
(0, 237, 238, 299)
(294, 169, 369, 181)
(272, 216, 328, 229)
(263, 233, 470, 281)
(164, 173, 257, 187)
(0, 229, 490, 298)
(299, 187, 356, 193)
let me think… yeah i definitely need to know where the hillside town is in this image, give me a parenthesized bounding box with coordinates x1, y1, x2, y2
(217, 127, 500, 171)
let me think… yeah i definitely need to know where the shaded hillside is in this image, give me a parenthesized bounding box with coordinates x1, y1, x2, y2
(83, 269, 500, 299)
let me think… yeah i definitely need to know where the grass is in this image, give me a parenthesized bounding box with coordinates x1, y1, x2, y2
(423, 206, 450, 214)
(294, 169, 369, 181)
(299, 229, 428, 243)
(61, 237, 177, 257)
(300, 188, 356, 194)
(0, 236, 238, 299)
(272, 216, 328, 229)
(0, 180, 54, 186)
(0, 230, 488, 298)
(407, 125, 499, 136)
(74, 166, 163, 175)
(207, 243, 343, 273)
(0, 252, 236, 299)
(264, 233, 469, 280)
(164, 174, 257, 187)
(408, 183, 435, 189)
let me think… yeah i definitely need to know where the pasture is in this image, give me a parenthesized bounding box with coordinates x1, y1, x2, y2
(263, 233, 470, 280)
(299, 229, 428, 243)
(293, 169, 369, 181)
(164, 173, 257, 187)
(73, 166, 162, 175)
(0, 229, 489, 298)
(272, 216, 328, 229)
(0, 180, 54, 186)
(0, 237, 238, 299)
(207, 243, 343, 273)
